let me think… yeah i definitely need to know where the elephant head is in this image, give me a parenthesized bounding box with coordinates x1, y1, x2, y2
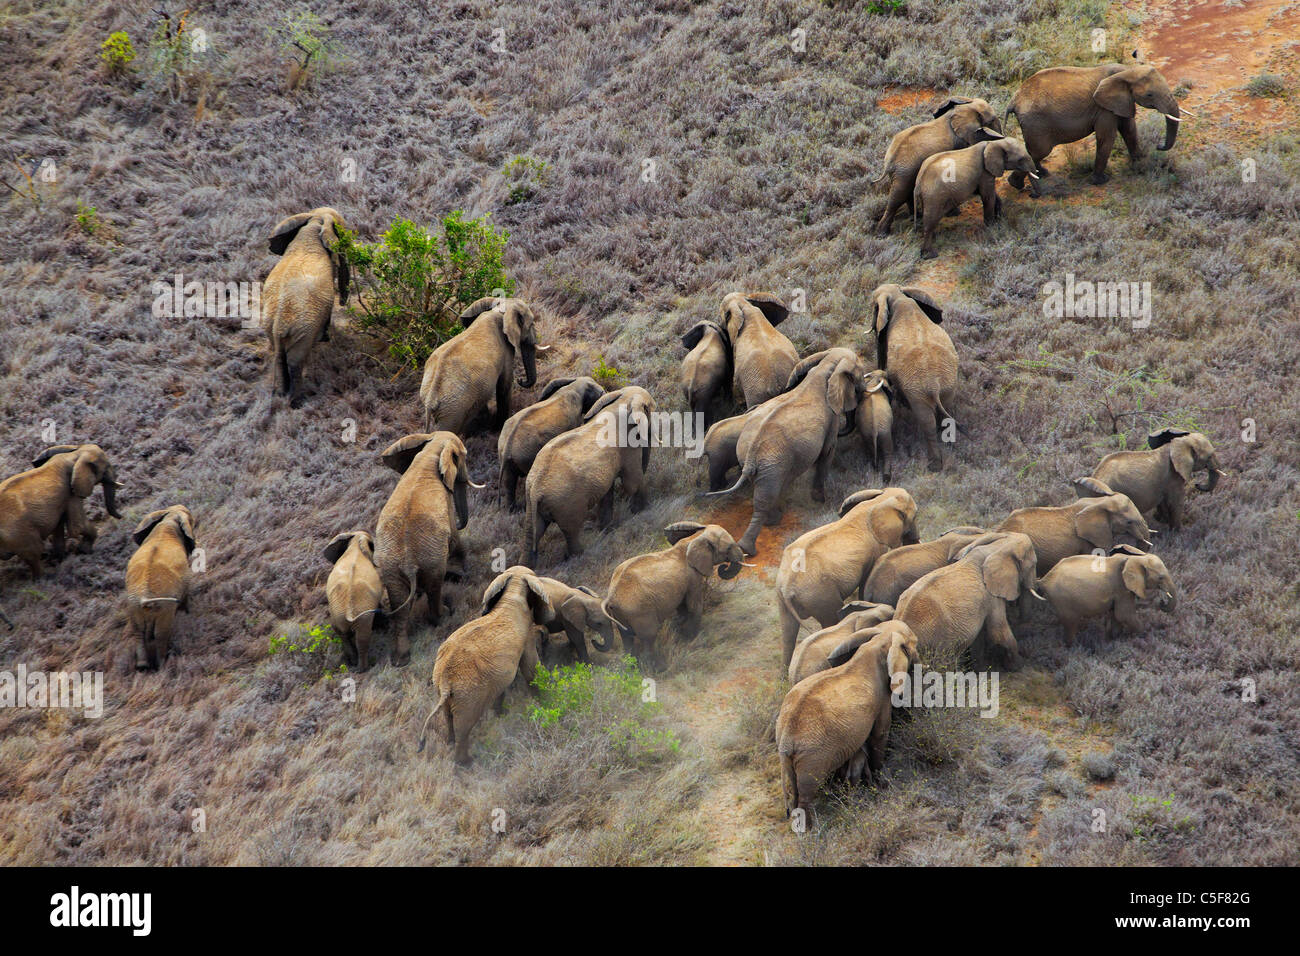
(719, 292, 790, 340)
(786, 348, 864, 434)
(132, 505, 196, 553)
(481, 567, 555, 626)
(957, 532, 1040, 603)
(460, 296, 547, 388)
(934, 96, 1003, 146)
(539, 375, 605, 411)
(568, 584, 617, 652)
(268, 207, 350, 304)
(838, 488, 920, 545)
(1093, 65, 1183, 151)
(1072, 477, 1154, 551)
(682, 319, 732, 353)
(1112, 544, 1176, 613)
(1148, 429, 1224, 493)
(864, 368, 894, 401)
(584, 385, 656, 430)
(665, 521, 749, 579)
(381, 432, 484, 530)
(323, 529, 375, 565)
(982, 138, 1039, 181)
(826, 620, 920, 693)
(33, 443, 124, 518)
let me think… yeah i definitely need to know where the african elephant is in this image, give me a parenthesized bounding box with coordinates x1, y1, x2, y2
(1039, 544, 1176, 646)
(419, 296, 550, 435)
(788, 601, 895, 686)
(777, 620, 920, 819)
(532, 576, 616, 665)
(1006, 63, 1184, 189)
(718, 292, 799, 408)
(863, 526, 989, 606)
(497, 376, 605, 510)
(857, 370, 895, 482)
(913, 138, 1040, 258)
(871, 284, 958, 472)
(323, 530, 388, 673)
(681, 320, 733, 429)
(1085, 429, 1224, 529)
(701, 393, 784, 492)
(602, 522, 747, 667)
(526, 386, 656, 562)
(374, 432, 484, 667)
(775, 488, 919, 667)
(872, 96, 1003, 235)
(895, 531, 1039, 667)
(126, 505, 196, 671)
(418, 567, 555, 766)
(996, 478, 1153, 577)
(0, 443, 123, 577)
(263, 207, 350, 403)
(708, 348, 866, 556)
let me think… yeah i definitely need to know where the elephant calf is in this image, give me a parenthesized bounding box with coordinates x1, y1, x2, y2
(532, 575, 616, 665)
(681, 320, 733, 429)
(1086, 429, 1224, 529)
(863, 526, 988, 607)
(997, 478, 1153, 577)
(602, 522, 747, 666)
(913, 137, 1039, 259)
(323, 530, 388, 672)
(775, 488, 919, 668)
(498, 376, 604, 510)
(788, 601, 895, 686)
(419, 567, 555, 765)
(126, 506, 196, 671)
(856, 370, 894, 482)
(777, 621, 920, 820)
(1039, 545, 1176, 646)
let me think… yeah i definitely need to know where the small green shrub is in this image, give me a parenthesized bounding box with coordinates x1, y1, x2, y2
(269, 622, 347, 680)
(147, 10, 207, 101)
(332, 212, 514, 371)
(592, 356, 629, 389)
(269, 9, 342, 88)
(866, 0, 906, 13)
(100, 31, 136, 74)
(74, 200, 100, 235)
(503, 156, 549, 205)
(1246, 73, 1286, 98)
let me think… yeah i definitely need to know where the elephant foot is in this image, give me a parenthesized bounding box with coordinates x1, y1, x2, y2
(1090, 172, 1110, 185)
(739, 540, 758, 558)
(874, 224, 891, 237)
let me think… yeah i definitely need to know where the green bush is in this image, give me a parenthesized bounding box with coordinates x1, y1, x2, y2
(100, 31, 136, 74)
(269, 622, 347, 680)
(75, 200, 100, 236)
(503, 155, 549, 205)
(333, 212, 514, 371)
(592, 356, 629, 389)
(269, 9, 342, 88)
(1246, 73, 1286, 98)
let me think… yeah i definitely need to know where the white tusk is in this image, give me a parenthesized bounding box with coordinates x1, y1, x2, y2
(1175, 106, 1195, 117)
(1147, 529, 1159, 535)
(467, 480, 487, 489)
(534, 344, 552, 353)
(1215, 469, 1227, 476)
(1028, 171, 1040, 179)
(739, 561, 758, 567)
(1029, 589, 1046, 601)
(1163, 113, 1183, 123)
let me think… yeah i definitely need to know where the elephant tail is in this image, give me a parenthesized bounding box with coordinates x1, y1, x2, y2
(913, 183, 923, 225)
(273, 340, 291, 396)
(935, 396, 969, 436)
(703, 457, 754, 497)
(389, 567, 420, 615)
(1003, 103, 1018, 133)
(417, 688, 451, 753)
(779, 751, 798, 817)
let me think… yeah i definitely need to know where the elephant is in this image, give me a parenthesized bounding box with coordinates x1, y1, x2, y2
(1039, 544, 1176, 646)
(788, 601, 895, 686)
(895, 531, 1040, 667)
(1006, 63, 1184, 189)
(263, 207, 350, 404)
(856, 369, 895, 482)
(700, 393, 784, 492)
(707, 348, 866, 556)
(774, 488, 919, 667)
(419, 296, 550, 435)
(913, 138, 1040, 258)
(996, 478, 1153, 577)
(125, 505, 196, 671)
(497, 376, 605, 511)
(681, 320, 733, 429)
(526, 386, 656, 562)
(871, 284, 958, 472)
(718, 292, 799, 408)
(1084, 429, 1224, 529)
(602, 522, 747, 667)
(872, 96, 1003, 236)
(532, 576, 616, 665)
(374, 432, 484, 667)
(0, 443, 123, 577)
(418, 567, 555, 766)
(323, 530, 389, 672)
(863, 526, 989, 606)
(777, 620, 920, 820)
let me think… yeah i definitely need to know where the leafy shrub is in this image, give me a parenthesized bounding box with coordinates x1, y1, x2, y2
(592, 356, 629, 389)
(503, 156, 549, 205)
(74, 200, 100, 236)
(269, 623, 347, 680)
(866, 0, 906, 13)
(1246, 73, 1286, 98)
(332, 212, 514, 371)
(100, 32, 136, 74)
(269, 9, 342, 89)
(146, 10, 208, 102)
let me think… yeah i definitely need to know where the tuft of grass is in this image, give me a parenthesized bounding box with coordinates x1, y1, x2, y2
(1246, 73, 1287, 98)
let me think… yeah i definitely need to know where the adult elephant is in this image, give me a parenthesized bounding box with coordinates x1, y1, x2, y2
(913, 138, 1040, 257)
(708, 348, 866, 556)
(0, 443, 123, 577)
(863, 526, 989, 606)
(871, 96, 1003, 235)
(718, 292, 799, 408)
(526, 386, 656, 562)
(996, 478, 1153, 577)
(1084, 429, 1224, 529)
(680, 319, 733, 430)
(497, 376, 605, 511)
(895, 531, 1039, 667)
(374, 432, 483, 667)
(774, 488, 919, 667)
(1006, 63, 1184, 188)
(126, 505, 197, 670)
(871, 284, 958, 472)
(263, 206, 350, 404)
(419, 296, 549, 435)
(700, 392, 785, 492)
(1039, 545, 1176, 646)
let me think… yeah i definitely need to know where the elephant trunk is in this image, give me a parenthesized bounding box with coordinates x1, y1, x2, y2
(102, 476, 123, 519)
(1158, 103, 1180, 152)
(518, 341, 537, 389)
(590, 620, 616, 653)
(1196, 459, 1221, 494)
(837, 411, 855, 437)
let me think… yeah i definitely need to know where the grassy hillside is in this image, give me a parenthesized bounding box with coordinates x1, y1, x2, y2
(1, 0, 1297, 864)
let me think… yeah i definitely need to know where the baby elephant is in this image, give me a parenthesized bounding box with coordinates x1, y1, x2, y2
(1039, 544, 1176, 646)
(498, 376, 605, 510)
(777, 620, 920, 821)
(532, 576, 617, 665)
(680, 320, 733, 429)
(126, 506, 197, 671)
(603, 522, 748, 667)
(323, 531, 388, 672)
(419, 567, 555, 765)
(788, 601, 895, 686)
(913, 138, 1039, 258)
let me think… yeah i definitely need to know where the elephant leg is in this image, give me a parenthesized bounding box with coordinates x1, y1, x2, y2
(680, 587, 703, 642)
(867, 711, 891, 778)
(354, 619, 373, 672)
(597, 488, 615, 530)
(1091, 122, 1117, 185)
(1113, 593, 1141, 634)
(737, 480, 779, 557)
(779, 600, 802, 670)
(915, 402, 942, 472)
(562, 621, 591, 664)
(979, 178, 998, 225)
(493, 691, 506, 716)
(984, 602, 1020, 669)
(879, 432, 893, 484)
(450, 699, 479, 766)
(502, 462, 521, 511)
(1164, 483, 1186, 530)
(1060, 619, 1078, 648)
(1119, 115, 1142, 160)
(421, 569, 443, 626)
(495, 377, 512, 430)
(50, 518, 68, 561)
(796, 772, 820, 824)
(560, 515, 585, 559)
(340, 628, 358, 667)
(528, 505, 550, 566)
(811, 443, 834, 503)
(875, 180, 911, 236)
(919, 208, 941, 259)
(65, 497, 95, 553)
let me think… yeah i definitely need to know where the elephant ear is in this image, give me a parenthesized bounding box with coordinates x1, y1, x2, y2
(1121, 557, 1149, 600)
(869, 494, 916, 545)
(523, 574, 555, 625)
(839, 599, 892, 622)
(1168, 438, 1196, 482)
(268, 212, 314, 255)
(681, 321, 711, 351)
(437, 437, 466, 490)
(481, 573, 511, 615)
(744, 292, 790, 327)
(932, 96, 973, 118)
(317, 210, 350, 304)
(174, 508, 198, 555)
(70, 448, 102, 498)
(323, 532, 355, 564)
(1110, 543, 1145, 557)
(684, 535, 717, 577)
(665, 521, 706, 545)
(946, 106, 984, 147)
(539, 377, 577, 401)
(839, 489, 883, 517)
(826, 355, 860, 416)
(583, 387, 626, 422)
(899, 287, 943, 324)
(1073, 502, 1116, 551)
(380, 434, 435, 474)
(886, 630, 916, 693)
(827, 627, 882, 668)
(500, 301, 532, 352)
(785, 350, 830, 393)
(1093, 70, 1138, 118)
(32, 444, 81, 468)
(1146, 427, 1189, 450)
(955, 532, 1008, 561)
(981, 141, 1008, 177)
(132, 509, 172, 546)
(980, 548, 1022, 602)
(1073, 476, 1112, 499)
(459, 297, 503, 326)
